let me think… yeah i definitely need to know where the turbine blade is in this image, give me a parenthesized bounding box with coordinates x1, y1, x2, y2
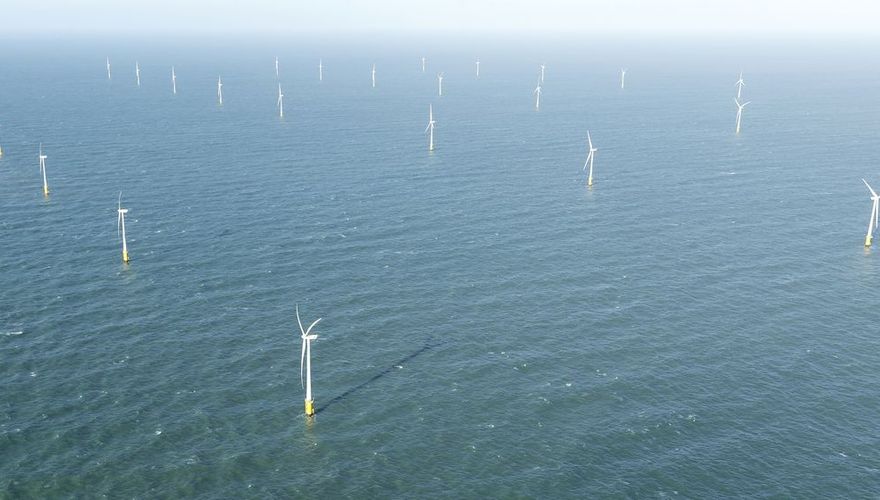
(305, 318, 322, 336)
(300, 338, 306, 389)
(862, 179, 878, 198)
(296, 304, 305, 335)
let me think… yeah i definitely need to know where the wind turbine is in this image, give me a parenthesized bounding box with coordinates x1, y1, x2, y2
(734, 98, 750, 134)
(38, 144, 49, 196)
(106, 57, 111, 80)
(277, 83, 284, 118)
(540, 63, 545, 83)
(437, 73, 444, 96)
(296, 304, 322, 417)
(217, 76, 223, 105)
(275, 56, 279, 78)
(319, 59, 323, 82)
(620, 68, 627, 89)
(425, 104, 436, 151)
(534, 83, 542, 110)
(421, 56, 426, 73)
(735, 71, 745, 100)
(117, 192, 131, 263)
(863, 179, 880, 247)
(476, 58, 480, 78)
(584, 131, 598, 187)
(135, 61, 140, 87)
(171, 66, 177, 95)
(372, 64, 376, 88)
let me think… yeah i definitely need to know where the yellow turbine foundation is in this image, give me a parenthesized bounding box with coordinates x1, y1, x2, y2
(43, 186, 49, 196)
(122, 250, 130, 263)
(304, 399, 315, 417)
(866, 235, 872, 247)
(588, 177, 593, 187)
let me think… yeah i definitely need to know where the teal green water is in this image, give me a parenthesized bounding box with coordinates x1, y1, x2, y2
(1, 37, 880, 497)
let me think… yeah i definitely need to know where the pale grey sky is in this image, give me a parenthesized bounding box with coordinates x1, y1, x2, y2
(6, 0, 880, 35)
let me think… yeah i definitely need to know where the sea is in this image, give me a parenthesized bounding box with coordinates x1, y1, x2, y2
(1, 35, 879, 497)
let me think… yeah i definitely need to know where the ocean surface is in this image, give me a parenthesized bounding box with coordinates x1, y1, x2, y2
(1, 36, 880, 497)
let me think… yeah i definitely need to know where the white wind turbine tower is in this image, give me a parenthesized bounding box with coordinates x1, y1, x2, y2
(620, 68, 627, 89)
(437, 73, 444, 96)
(106, 57, 111, 80)
(735, 72, 745, 100)
(135, 62, 140, 87)
(863, 179, 880, 247)
(540, 64, 545, 83)
(584, 131, 598, 187)
(425, 104, 436, 151)
(277, 83, 284, 118)
(421, 56, 426, 73)
(117, 192, 131, 263)
(171, 66, 177, 95)
(217, 76, 223, 105)
(534, 83, 542, 110)
(476, 58, 480, 78)
(297, 304, 322, 417)
(39, 144, 49, 196)
(319, 59, 323, 82)
(734, 97, 750, 134)
(275, 56, 279, 78)
(372, 64, 376, 88)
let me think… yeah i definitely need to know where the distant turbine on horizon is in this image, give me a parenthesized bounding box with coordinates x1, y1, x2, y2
(863, 179, 879, 247)
(171, 66, 177, 95)
(540, 64, 545, 83)
(735, 71, 745, 100)
(106, 57, 111, 80)
(437, 73, 444, 96)
(319, 59, 323, 82)
(734, 97, 750, 134)
(135, 62, 140, 87)
(275, 56, 279, 78)
(217, 76, 223, 105)
(620, 68, 627, 89)
(584, 131, 598, 187)
(476, 58, 480, 78)
(425, 104, 436, 151)
(421, 56, 426, 73)
(372, 64, 376, 88)
(38, 143, 49, 196)
(117, 192, 131, 264)
(534, 83, 542, 110)
(277, 83, 284, 118)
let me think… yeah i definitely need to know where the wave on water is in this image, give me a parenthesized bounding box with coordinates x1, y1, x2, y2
(1, 330, 23, 336)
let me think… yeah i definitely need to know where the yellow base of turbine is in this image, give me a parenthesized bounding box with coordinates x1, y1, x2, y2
(866, 235, 872, 247)
(43, 187, 49, 196)
(304, 399, 315, 417)
(122, 250, 130, 263)
(587, 177, 593, 187)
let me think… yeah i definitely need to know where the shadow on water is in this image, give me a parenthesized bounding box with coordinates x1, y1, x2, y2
(315, 336, 444, 415)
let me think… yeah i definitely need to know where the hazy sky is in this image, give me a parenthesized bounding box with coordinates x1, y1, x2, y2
(6, 0, 880, 36)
